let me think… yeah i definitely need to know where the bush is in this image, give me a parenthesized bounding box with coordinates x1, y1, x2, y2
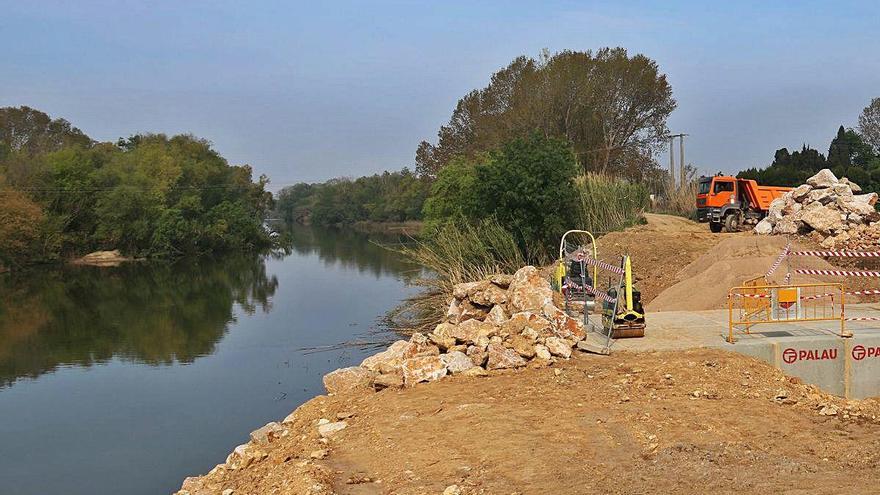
(423, 132, 579, 257)
(0, 188, 53, 267)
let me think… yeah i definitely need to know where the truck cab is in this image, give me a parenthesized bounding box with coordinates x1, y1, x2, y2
(696, 175, 791, 233)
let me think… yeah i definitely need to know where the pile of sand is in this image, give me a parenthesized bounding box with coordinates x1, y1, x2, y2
(647, 236, 838, 312)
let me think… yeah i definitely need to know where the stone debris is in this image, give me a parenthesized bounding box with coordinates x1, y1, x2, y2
(322, 366, 376, 395)
(310, 449, 329, 459)
(249, 421, 284, 445)
(443, 485, 462, 495)
(319, 265, 587, 394)
(487, 342, 528, 370)
(317, 421, 348, 438)
(441, 350, 477, 374)
(755, 168, 879, 248)
(401, 355, 448, 386)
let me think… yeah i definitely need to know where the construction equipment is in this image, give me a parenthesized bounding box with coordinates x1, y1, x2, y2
(696, 174, 791, 233)
(554, 230, 599, 317)
(602, 255, 646, 338)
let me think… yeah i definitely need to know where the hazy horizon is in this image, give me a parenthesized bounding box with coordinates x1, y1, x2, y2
(3, 0, 879, 188)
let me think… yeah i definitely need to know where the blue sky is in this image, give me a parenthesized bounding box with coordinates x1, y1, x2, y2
(2, 0, 879, 187)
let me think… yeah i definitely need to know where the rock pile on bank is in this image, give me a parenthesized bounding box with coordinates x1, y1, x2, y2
(755, 169, 879, 248)
(322, 266, 588, 394)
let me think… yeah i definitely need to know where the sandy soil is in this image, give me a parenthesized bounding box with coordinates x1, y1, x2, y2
(180, 349, 880, 495)
(594, 214, 727, 305)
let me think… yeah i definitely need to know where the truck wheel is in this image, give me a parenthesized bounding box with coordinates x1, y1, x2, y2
(724, 214, 740, 232)
(709, 222, 723, 233)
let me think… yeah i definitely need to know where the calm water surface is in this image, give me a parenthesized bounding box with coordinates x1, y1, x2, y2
(0, 225, 418, 495)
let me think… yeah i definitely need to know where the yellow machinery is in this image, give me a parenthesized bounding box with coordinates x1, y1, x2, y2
(602, 255, 646, 338)
(553, 229, 645, 344)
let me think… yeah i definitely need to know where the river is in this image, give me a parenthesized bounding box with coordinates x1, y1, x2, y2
(0, 225, 419, 495)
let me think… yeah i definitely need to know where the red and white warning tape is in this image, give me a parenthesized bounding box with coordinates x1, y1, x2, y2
(790, 250, 880, 257)
(847, 289, 880, 296)
(846, 317, 880, 322)
(584, 284, 617, 304)
(583, 257, 625, 275)
(766, 243, 791, 278)
(795, 269, 880, 277)
(734, 289, 880, 301)
(732, 293, 772, 299)
(801, 292, 835, 301)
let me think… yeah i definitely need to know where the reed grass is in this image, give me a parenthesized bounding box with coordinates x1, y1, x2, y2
(655, 179, 698, 219)
(575, 173, 651, 233)
(387, 217, 533, 333)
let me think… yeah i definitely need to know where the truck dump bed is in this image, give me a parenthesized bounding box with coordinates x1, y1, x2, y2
(740, 179, 790, 210)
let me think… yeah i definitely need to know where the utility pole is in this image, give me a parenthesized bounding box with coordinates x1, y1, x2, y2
(679, 134, 686, 187)
(667, 133, 689, 189)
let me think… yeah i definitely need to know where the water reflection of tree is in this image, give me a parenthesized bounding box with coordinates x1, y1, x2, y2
(0, 254, 278, 388)
(283, 223, 420, 279)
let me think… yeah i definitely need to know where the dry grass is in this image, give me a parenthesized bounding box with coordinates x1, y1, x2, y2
(388, 218, 530, 333)
(575, 173, 650, 233)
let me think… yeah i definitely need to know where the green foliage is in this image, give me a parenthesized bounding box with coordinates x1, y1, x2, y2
(0, 187, 54, 268)
(859, 97, 880, 153)
(422, 133, 579, 256)
(738, 124, 880, 193)
(421, 157, 480, 229)
(416, 48, 676, 180)
(0, 106, 91, 157)
(275, 168, 430, 227)
(0, 107, 273, 265)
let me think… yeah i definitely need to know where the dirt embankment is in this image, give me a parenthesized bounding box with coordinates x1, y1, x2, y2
(178, 349, 880, 495)
(646, 235, 845, 312)
(594, 213, 732, 306)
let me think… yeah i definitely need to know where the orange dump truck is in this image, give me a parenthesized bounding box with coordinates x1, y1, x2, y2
(696, 175, 792, 232)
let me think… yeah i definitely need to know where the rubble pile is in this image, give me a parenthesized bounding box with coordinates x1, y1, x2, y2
(322, 266, 588, 394)
(755, 169, 879, 248)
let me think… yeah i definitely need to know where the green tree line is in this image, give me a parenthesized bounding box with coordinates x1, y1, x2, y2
(0, 106, 273, 269)
(274, 168, 431, 226)
(738, 99, 880, 191)
(277, 48, 672, 245)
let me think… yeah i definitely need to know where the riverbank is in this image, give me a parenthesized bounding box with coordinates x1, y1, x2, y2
(175, 214, 880, 494)
(352, 220, 423, 235)
(177, 347, 880, 495)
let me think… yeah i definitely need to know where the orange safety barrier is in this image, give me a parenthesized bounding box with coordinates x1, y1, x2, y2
(727, 283, 849, 343)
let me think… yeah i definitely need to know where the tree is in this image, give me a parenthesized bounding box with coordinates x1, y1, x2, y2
(276, 169, 431, 227)
(827, 125, 876, 176)
(0, 187, 50, 268)
(738, 125, 880, 193)
(422, 157, 481, 228)
(576, 48, 676, 173)
(858, 97, 880, 153)
(0, 106, 91, 158)
(424, 133, 579, 252)
(416, 48, 675, 180)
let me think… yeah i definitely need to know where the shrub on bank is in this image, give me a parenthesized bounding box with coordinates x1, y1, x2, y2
(423, 132, 580, 255)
